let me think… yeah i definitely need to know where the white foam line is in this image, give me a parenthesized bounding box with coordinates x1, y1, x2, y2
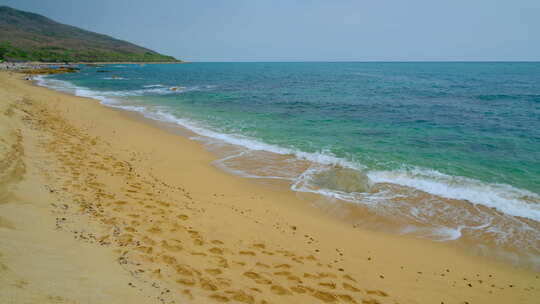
(143, 84, 165, 88)
(142, 109, 361, 170)
(211, 151, 290, 180)
(368, 168, 540, 222)
(400, 225, 464, 242)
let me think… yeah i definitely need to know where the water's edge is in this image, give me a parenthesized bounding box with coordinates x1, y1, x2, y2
(34, 73, 540, 269)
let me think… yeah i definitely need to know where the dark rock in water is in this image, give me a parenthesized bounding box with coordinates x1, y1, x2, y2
(23, 67, 78, 75)
(96, 70, 111, 73)
(312, 167, 371, 193)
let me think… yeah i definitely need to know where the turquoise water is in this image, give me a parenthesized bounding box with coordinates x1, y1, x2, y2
(39, 62, 540, 259)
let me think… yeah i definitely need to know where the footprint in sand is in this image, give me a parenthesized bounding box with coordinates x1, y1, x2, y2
(205, 268, 222, 275)
(343, 282, 361, 292)
(209, 247, 224, 255)
(176, 278, 196, 286)
(200, 277, 219, 291)
(224, 290, 256, 303)
(209, 294, 229, 302)
(319, 282, 337, 289)
(270, 284, 291, 295)
(366, 290, 388, 297)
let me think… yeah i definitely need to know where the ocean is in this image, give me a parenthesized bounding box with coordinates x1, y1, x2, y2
(37, 62, 540, 266)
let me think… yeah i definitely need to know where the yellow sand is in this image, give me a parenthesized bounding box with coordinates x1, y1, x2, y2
(0, 71, 538, 304)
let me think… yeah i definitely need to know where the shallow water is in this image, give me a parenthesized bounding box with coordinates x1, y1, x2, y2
(38, 62, 540, 267)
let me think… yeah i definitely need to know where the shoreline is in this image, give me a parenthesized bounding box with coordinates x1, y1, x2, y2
(121, 106, 540, 266)
(33, 71, 540, 269)
(1, 61, 184, 66)
(1, 70, 538, 303)
(93, 88, 540, 269)
(0, 62, 184, 73)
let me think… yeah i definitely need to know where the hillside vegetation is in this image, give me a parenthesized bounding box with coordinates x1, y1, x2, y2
(0, 6, 179, 63)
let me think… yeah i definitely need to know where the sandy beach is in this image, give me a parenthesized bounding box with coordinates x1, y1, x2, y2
(0, 70, 538, 303)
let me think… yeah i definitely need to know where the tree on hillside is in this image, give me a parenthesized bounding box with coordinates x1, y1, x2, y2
(0, 42, 10, 60)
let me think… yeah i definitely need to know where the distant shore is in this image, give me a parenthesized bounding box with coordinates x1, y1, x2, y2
(55, 61, 184, 64)
(0, 61, 184, 69)
(0, 61, 185, 76)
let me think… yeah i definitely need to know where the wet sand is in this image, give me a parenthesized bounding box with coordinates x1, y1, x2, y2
(0, 71, 538, 303)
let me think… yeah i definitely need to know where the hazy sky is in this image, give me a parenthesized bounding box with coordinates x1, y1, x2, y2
(2, 0, 539, 62)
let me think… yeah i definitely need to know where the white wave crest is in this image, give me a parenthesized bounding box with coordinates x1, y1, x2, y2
(143, 84, 165, 88)
(368, 168, 540, 222)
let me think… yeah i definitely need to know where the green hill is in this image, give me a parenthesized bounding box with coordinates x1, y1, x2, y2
(0, 6, 180, 63)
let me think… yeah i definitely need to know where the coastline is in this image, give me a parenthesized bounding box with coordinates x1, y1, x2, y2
(0, 62, 184, 72)
(3, 61, 184, 66)
(0, 71, 538, 303)
(33, 66, 540, 267)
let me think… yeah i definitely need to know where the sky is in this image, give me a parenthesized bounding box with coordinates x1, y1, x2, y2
(1, 0, 539, 62)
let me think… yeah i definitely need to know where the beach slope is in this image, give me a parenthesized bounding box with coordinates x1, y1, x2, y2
(0, 71, 538, 303)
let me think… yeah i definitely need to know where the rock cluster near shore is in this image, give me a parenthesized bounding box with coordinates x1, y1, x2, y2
(0, 62, 79, 75)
